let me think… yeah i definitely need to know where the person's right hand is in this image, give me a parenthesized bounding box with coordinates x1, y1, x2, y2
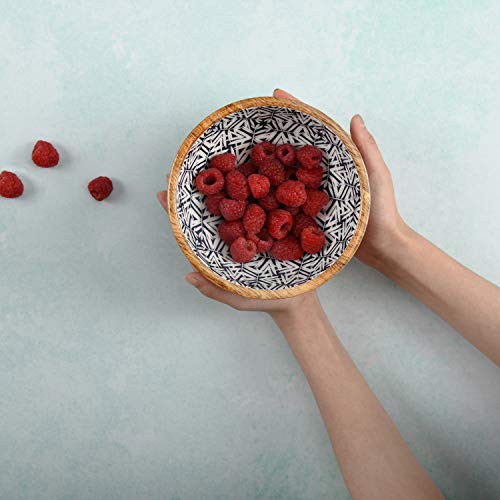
(273, 89, 408, 269)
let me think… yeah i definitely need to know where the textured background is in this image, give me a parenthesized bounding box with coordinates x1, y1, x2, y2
(1, 1, 499, 499)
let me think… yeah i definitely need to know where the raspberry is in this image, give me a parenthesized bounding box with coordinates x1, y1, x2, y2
(0, 171, 24, 198)
(283, 205, 300, 216)
(297, 145, 322, 169)
(210, 153, 236, 174)
(218, 220, 245, 246)
(248, 228, 274, 253)
(258, 190, 280, 211)
(292, 213, 318, 239)
(267, 209, 293, 240)
(220, 198, 247, 221)
(275, 144, 296, 167)
(195, 168, 225, 195)
(275, 180, 307, 207)
(230, 237, 257, 263)
(258, 158, 285, 187)
(284, 167, 297, 181)
(243, 203, 266, 234)
(251, 142, 276, 167)
(296, 167, 323, 188)
(225, 170, 250, 200)
(206, 192, 226, 216)
(88, 176, 113, 201)
(248, 174, 270, 199)
(271, 235, 303, 261)
(301, 226, 326, 253)
(32, 140, 59, 168)
(302, 189, 330, 217)
(238, 161, 257, 177)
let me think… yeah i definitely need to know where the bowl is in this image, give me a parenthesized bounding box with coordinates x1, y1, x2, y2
(168, 97, 370, 299)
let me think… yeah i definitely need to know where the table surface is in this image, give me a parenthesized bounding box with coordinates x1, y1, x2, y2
(1, 1, 499, 499)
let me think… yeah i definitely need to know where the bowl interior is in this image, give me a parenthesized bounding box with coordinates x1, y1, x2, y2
(176, 105, 361, 291)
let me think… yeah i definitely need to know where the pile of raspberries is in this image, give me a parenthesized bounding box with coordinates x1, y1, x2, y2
(0, 140, 113, 201)
(194, 142, 329, 263)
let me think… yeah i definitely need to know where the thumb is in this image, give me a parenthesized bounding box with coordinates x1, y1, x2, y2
(185, 272, 245, 309)
(350, 115, 386, 175)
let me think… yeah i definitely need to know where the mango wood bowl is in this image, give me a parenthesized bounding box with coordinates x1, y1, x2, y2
(168, 97, 370, 299)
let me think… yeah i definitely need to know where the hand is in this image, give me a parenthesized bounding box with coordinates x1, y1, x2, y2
(274, 89, 408, 269)
(156, 186, 319, 317)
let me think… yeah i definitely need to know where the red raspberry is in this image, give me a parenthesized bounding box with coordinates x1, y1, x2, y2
(284, 166, 298, 181)
(238, 161, 257, 177)
(218, 220, 245, 246)
(206, 192, 226, 216)
(297, 145, 322, 169)
(302, 189, 330, 217)
(283, 205, 300, 216)
(230, 236, 257, 263)
(296, 167, 323, 188)
(275, 144, 296, 167)
(210, 153, 236, 174)
(301, 226, 326, 253)
(32, 140, 59, 168)
(220, 198, 247, 221)
(0, 171, 24, 198)
(251, 142, 276, 167)
(195, 168, 225, 195)
(267, 209, 293, 240)
(271, 235, 303, 261)
(247, 174, 270, 199)
(243, 203, 266, 234)
(258, 158, 285, 187)
(293, 213, 318, 239)
(247, 228, 274, 253)
(258, 190, 280, 211)
(225, 170, 250, 200)
(275, 180, 307, 207)
(88, 176, 113, 201)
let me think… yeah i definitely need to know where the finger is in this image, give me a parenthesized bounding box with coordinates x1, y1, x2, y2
(157, 190, 168, 212)
(350, 115, 386, 175)
(273, 88, 297, 100)
(185, 272, 246, 309)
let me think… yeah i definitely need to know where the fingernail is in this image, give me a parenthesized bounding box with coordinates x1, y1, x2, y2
(356, 114, 365, 127)
(185, 274, 199, 286)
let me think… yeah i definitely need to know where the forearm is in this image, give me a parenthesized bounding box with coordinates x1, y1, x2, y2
(271, 302, 442, 500)
(375, 225, 500, 365)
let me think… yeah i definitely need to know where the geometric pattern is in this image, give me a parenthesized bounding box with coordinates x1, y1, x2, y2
(176, 106, 361, 290)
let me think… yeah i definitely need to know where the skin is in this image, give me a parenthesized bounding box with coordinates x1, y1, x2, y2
(157, 88, 500, 499)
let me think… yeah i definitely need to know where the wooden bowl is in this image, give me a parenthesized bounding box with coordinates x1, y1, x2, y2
(168, 97, 370, 299)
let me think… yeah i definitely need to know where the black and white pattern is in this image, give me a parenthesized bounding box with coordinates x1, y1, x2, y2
(176, 106, 361, 290)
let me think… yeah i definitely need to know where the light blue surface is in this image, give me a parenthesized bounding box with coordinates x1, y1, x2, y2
(1, 1, 499, 499)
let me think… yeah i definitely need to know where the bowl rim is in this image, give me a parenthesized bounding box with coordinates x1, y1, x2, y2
(168, 96, 370, 299)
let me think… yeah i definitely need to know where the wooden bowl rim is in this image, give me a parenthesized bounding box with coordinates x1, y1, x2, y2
(168, 96, 370, 299)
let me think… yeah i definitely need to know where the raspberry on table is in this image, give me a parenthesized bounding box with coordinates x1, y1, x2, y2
(225, 170, 250, 200)
(218, 220, 245, 246)
(248, 174, 270, 199)
(258, 190, 280, 211)
(219, 198, 247, 221)
(0, 171, 24, 198)
(238, 161, 257, 177)
(275, 180, 307, 207)
(296, 145, 322, 169)
(195, 168, 225, 195)
(210, 152, 236, 174)
(230, 237, 257, 263)
(271, 235, 303, 261)
(302, 188, 330, 217)
(275, 144, 297, 167)
(88, 176, 113, 201)
(247, 228, 274, 253)
(301, 226, 326, 253)
(296, 167, 323, 188)
(267, 209, 293, 240)
(292, 213, 318, 239)
(251, 142, 276, 167)
(32, 140, 59, 168)
(206, 192, 227, 216)
(282, 205, 300, 216)
(243, 203, 266, 234)
(258, 158, 285, 187)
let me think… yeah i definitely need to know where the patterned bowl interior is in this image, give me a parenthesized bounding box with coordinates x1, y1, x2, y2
(176, 106, 361, 291)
